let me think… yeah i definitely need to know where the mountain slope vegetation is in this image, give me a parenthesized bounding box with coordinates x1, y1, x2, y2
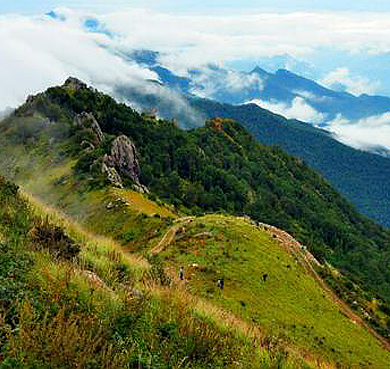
(114, 80, 390, 228)
(1, 79, 390, 367)
(1, 174, 390, 368)
(1, 175, 298, 369)
(1, 79, 390, 305)
(189, 96, 390, 227)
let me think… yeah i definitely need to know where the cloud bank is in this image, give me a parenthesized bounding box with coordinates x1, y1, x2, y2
(1, 6, 390, 124)
(327, 113, 390, 152)
(320, 68, 381, 96)
(189, 67, 264, 99)
(0, 10, 156, 111)
(246, 97, 326, 124)
(97, 9, 390, 76)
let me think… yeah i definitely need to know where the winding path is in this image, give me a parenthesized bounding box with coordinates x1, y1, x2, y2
(150, 217, 194, 256)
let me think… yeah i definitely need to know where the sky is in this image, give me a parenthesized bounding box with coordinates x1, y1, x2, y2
(2, 1, 390, 152)
(4, 0, 390, 14)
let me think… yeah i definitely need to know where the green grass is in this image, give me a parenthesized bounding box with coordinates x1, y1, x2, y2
(0, 137, 173, 255)
(0, 176, 322, 369)
(158, 214, 390, 368)
(111, 188, 177, 218)
(1, 119, 389, 367)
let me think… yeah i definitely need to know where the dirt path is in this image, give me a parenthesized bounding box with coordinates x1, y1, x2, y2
(258, 222, 390, 352)
(150, 217, 194, 256)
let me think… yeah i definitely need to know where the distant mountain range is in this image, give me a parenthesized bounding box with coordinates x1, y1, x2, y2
(127, 49, 390, 124)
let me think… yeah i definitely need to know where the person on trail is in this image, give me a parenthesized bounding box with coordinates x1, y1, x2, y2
(262, 273, 268, 282)
(217, 278, 224, 290)
(179, 266, 184, 281)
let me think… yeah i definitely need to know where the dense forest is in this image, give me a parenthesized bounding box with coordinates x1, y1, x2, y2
(11, 81, 390, 307)
(189, 96, 390, 228)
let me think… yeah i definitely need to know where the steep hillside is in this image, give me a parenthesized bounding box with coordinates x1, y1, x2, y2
(2, 174, 390, 368)
(190, 96, 390, 227)
(2, 175, 311, 368)
(114, 80, 390, 228)
(1, 78, 390, 340)
(156, 214, 390, 368)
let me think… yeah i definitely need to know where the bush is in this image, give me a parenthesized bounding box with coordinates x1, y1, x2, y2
(0, 176, 18, 198)
(28, 217, 80, 260)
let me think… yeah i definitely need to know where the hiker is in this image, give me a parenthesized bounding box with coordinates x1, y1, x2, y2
(179, 266, 184, 281)
(217, 278, 224, 290)
(262, 273, 268, 282)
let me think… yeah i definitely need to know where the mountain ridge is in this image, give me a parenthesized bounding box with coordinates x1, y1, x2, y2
(127, 50, 390, 124)
(2, 78, 390, 306)
(2, 78, 390, 367)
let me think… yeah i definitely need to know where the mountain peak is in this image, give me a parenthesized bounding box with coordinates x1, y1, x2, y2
(62, 77, 88, 91)
(250, 66, 268, 76)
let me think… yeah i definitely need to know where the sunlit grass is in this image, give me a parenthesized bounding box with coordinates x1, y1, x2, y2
(111, 187, 177, 218)
(159, 214, 390, 368)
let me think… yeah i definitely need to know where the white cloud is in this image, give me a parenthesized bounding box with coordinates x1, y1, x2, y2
(0, 11, 157, 111)
(189, 66, 264, 98)
(320, 67, 381, 96)
(2, 8, 390, 110)
(326, 112, 390, 152)
(292, 90, 317, 100)
(96, 10, 390, 72)
(246, 97, 326, 124)
(115, 81, 206, 128)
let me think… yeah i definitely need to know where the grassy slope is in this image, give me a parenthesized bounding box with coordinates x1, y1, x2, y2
(1, 145, 389, 367)
(158, 215, 390, 368)
(0, 89, 390, 367)
(0, 133, 175, 255)
(3, 177, 305, 369)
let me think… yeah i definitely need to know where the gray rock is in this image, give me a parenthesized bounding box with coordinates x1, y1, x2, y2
(102, 161, 123, 188)
(74, 112, 104, 146)
(110, 135, 140, 183)
(63, 77, 87, 91)
(102, 135, 149, 193)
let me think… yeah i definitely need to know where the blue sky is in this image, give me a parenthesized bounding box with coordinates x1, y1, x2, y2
(2, 1, 390, 103)
(4, 0, 390, 14)
(2, 2, 390, 97)
(2, 1, 390, 151)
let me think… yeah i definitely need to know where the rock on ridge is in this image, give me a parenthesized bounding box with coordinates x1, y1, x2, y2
(106, 135, 148, 193)
(73, 112, 104, 146)
(111, 135, 140, 183)
(63, 77, 88, 91)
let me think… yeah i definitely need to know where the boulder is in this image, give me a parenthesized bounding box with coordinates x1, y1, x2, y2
(74, 112, 104, 146)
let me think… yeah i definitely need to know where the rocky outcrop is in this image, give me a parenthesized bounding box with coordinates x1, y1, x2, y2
(104, 135, 148, 193)
(63, 77, 87, 91)
(20, 92, 51, 117)
(110, 135, 141, 184)
(73, 112, 104, 146)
